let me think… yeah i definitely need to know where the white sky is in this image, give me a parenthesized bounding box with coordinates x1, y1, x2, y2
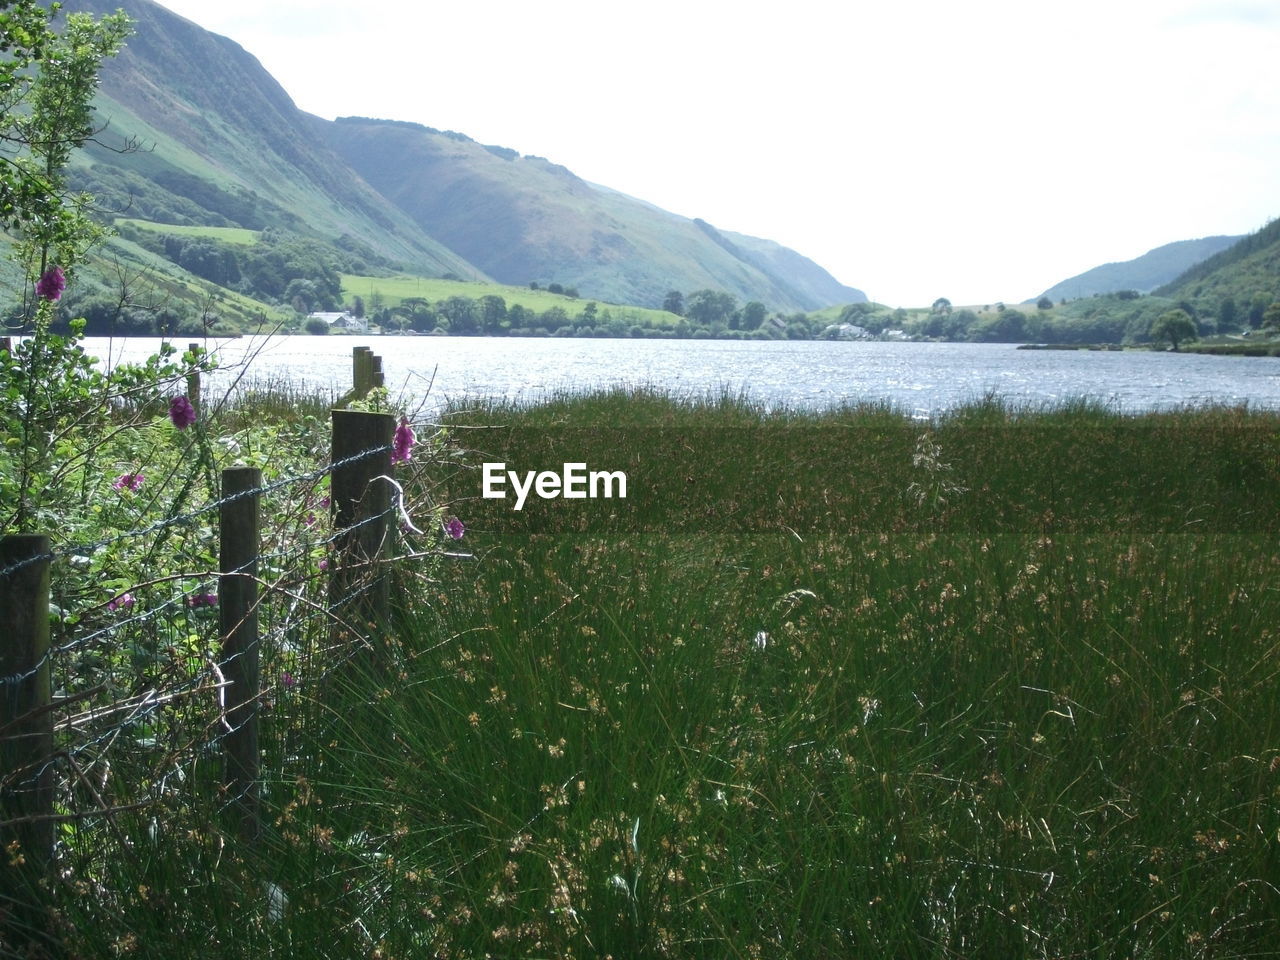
(150, 0, 1280, 307)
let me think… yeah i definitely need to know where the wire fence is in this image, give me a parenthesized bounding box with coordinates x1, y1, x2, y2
(0, 344, 460, 950)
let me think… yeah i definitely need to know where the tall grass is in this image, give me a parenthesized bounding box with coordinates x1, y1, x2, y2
(39, 391, 1280, 958)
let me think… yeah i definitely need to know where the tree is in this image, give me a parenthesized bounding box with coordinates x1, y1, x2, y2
(663, 290, 684, 316)
(685, 289, 737, 328)
(740, 301, 767, 331)
(1249, 292, 1271, 328)
(931, 297, 952, 315)
(1037, 296, 1054, 311)
(1263, 302, 1280, 330)
(1150, 309, 1197, 351)
(304, 316, 330, 335)
(1218, 295, 1237, 330)
(478, 294, 507, 333)
(2, 3, 131, 309)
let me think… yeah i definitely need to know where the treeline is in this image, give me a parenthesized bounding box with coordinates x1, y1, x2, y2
(338, 287, 856, 340)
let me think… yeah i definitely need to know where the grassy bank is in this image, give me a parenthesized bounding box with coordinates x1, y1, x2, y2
(31, 391, 1280, 958)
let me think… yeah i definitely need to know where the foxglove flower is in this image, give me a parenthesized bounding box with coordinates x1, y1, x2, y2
(444, 517, 465, 540)
(35, 265, 66, 302)
(169, 395, 197, 430)
(108, 593, 135, 613)
(392, 417, 415, 463)
(112, 472, 144, 492)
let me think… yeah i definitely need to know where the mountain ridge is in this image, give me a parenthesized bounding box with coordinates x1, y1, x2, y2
(58, 0, 865, 315)
(1032, 235, 1243, 303)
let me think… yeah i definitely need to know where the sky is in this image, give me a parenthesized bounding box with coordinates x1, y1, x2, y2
(152, 0, 1280, 307)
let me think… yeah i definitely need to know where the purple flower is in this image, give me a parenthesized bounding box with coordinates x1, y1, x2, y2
(35, 266, 66, 302)
(107, 592, 135, 613)
(112, 472, 144, 492)
(444, 517, 465, 540)
(280, 671, 296, 690)
(187, 592, 218, 608)
(392, 418, 415, 464)
(169, 395, 197, 430)
(318, 558, 328, 571)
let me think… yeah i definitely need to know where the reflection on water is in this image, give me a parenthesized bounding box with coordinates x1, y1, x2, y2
(80, 336, 1280, 417)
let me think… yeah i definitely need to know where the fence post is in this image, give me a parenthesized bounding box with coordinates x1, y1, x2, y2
(186, 342, 201, 413)
(0, 535, 54, 950)
(329, 410, 394, 663)
(219, 468, 261, 842)
(371, 354, 384, 390)
(353, 346, 373, 399)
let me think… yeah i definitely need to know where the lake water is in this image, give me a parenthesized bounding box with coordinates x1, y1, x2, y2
(80, 336, 1280, 418)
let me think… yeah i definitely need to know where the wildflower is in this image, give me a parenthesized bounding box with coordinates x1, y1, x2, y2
(318, 558, 328, 571)
(444, 517, 465, 540)
(280, 671, 296, 690)
(169, 395, 197, 430)
(187, 592, 218, 608)
(392, 417, 415, 463)
(112, 472, 144, 492)
(107, 593, 135, 613)
(35, 265, 66, 302)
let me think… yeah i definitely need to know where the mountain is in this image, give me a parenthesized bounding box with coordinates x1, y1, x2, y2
(1153, 218, 1280, 318)
(1032, 235, 1242, 303)
(53, 0, 863, 322)
(67, 0, 480, 277)
(313, 117, 865, 311)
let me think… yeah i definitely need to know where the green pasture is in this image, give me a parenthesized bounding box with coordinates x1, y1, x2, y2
(114, 218, 261, 245)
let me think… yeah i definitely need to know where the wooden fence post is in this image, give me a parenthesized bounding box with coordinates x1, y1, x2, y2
(371, 354, 385, 390)
(0, 535, 54, 950)
(353, 346, 373, 399)
(219, 468, 261, 842)
(186, 342, 201, 413)
(329, 410, 395, 663)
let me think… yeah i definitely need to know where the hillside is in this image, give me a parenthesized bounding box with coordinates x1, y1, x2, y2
(1033, 235, 1242, 302)
(1154, 218, 1280, 320)
(314, 117, 865, 312)
(35, 0, 866, 327)
(65, 0, 481, 274)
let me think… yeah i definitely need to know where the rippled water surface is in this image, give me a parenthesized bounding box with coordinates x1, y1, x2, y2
(82, 336, 1280, 417)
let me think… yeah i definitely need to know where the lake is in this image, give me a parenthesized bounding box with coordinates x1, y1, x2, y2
(81, 336, 1280, 418)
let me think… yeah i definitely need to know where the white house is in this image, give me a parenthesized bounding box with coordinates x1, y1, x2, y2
(309, 311, 368, 333)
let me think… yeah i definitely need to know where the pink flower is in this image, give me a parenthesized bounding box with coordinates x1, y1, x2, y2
(107, 592, 135, 612)
(444, 517, 465, 540)
(392, 417, 415, 463)
(112, 472, 144, 492)
(169, 395, 197, 430)
(187, 592, 218, 608)
(35, 266, 66, 302)
(280, 671, 296, 689)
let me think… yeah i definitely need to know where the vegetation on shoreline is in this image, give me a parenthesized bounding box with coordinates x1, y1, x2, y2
(9, 383, 1275, 958)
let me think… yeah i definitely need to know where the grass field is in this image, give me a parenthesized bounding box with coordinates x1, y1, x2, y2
(341, 272, 677, 326)
(30, 390, 1280, 958)
(114, 218, 262, 245)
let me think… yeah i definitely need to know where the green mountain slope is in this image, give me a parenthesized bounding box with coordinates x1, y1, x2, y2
(1033, 235, 1242, 302)
(65, 0, 484, 277)
(42, 0, 865, 324)
(314, 117, 865, 312)
(1154, 218, 1280, 316)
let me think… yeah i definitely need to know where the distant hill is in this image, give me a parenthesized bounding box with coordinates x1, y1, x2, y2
(1033, 235, 1242, 303)
(1154, 218, 1280, 315)
(314, 117, 865, 311)
(67, 0, 480, 276)
(43, 0, 864, 324)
